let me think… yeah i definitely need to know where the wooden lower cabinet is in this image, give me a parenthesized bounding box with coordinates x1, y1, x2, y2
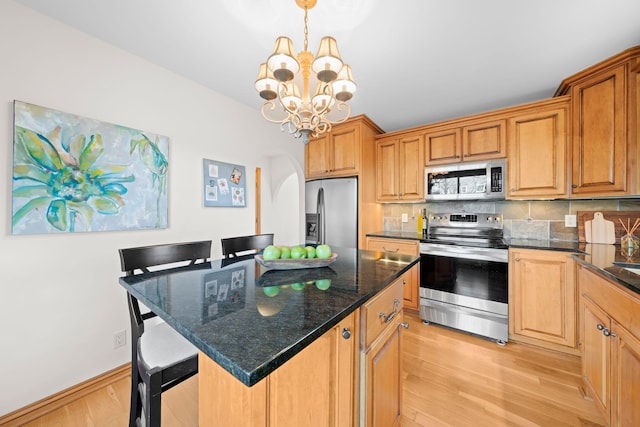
(578, 264, 640, 427)
(360, 276, 405, 427)
(508, 248, 578, 354)
(199, 310, 358, 427)
(366, 237, 420, 311)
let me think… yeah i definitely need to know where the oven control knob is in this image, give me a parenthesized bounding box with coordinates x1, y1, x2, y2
(487, 216, 493, 222)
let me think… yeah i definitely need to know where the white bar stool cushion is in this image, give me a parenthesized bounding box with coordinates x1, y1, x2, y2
(138, 322, 198, 370)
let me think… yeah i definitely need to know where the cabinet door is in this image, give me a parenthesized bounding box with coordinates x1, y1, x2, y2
(402, 265, 419, 311)
(507, 102, 568, 198)
(363, 319, 403, 427)
(331, 123, 360, 176)
(398, 134, 425, 200)
(424, 127, 461, 165)
(611, 321, 640, 427)
(509, 249, 577, 351)
(269, 312, 357, 427)
(376, 138, 399, 201)
(305, 133, 330, 178)
(462, 119, 506, 161)
(571, 65, 628, 196)
(581, 296, 611, 420)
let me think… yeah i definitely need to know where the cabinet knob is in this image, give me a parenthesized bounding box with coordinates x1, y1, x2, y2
(515, 258, 521, 261)
(511, 188, 516, 192)
(597, 323, 604, 331)
(402, 279, 407, 285)
(341, 328, 351, 339)
(572, 184, 577, 188)
(399, 322, 409, 329)
(602, 327, 617, 338)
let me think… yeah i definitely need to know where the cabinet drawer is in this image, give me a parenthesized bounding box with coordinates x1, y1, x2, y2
(361, 278, 404, 349)
(366, 237, 419, 256)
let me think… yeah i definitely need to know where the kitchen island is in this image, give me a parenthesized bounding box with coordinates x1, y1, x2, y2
(119, 246, 419, 426)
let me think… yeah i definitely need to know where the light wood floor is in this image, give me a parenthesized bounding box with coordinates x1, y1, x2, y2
(17, 312, 605, 426)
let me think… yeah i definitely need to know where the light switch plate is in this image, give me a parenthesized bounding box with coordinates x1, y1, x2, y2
(401, 213, 408, 223)
(565, 214, 577, 227)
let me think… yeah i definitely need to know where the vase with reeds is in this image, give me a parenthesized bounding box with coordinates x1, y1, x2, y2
(619, 218, 640, 257)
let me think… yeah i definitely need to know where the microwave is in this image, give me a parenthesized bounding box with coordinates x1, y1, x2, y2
(425, 159, 506, 201)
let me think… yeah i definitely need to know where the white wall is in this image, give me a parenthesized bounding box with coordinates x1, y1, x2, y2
(0, 1, 305, 415)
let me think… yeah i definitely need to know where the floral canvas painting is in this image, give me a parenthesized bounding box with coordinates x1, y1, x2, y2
(12, 101, 169, 234)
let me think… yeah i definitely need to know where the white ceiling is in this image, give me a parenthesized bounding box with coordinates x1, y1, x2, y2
(15, 0, 640, 133)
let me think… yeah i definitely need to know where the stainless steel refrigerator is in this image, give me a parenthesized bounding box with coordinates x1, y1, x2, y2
(305, 177, 358, 248)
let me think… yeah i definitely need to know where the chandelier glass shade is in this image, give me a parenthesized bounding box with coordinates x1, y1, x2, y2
(255, 0, 356, 144)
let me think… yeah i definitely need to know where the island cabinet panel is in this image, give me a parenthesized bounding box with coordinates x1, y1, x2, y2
(508, 248, 578, 354)
(366, 238, 420, 311)
(199, 310, 358, 427)
(374, 133, 425, 202)
(578, 264, 640, 426)
(360, 277, 405, 427)
(506, 98, 569, 199)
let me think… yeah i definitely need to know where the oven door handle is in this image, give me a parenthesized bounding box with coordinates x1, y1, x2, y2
(420, 244, 508, 263)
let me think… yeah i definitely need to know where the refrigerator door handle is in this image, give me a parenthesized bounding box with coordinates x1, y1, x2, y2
(317, 187, 325, 245)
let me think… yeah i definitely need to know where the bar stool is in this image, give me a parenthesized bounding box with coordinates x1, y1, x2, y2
(119, 240, 211, 427)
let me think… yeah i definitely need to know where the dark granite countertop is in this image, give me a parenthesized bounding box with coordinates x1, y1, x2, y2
(119, 246, 419, 387)
(366, 232, 640, 295)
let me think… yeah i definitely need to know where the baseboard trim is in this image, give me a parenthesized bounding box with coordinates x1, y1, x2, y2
(0, 363, 130, 427)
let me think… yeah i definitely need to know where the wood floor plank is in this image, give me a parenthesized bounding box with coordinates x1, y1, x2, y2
(401, 312, 606, 427)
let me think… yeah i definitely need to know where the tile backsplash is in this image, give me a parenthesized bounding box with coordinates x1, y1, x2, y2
(383, 199, 640, 241)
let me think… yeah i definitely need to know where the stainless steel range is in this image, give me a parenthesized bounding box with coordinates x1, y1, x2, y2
(419, 212, 508, 344)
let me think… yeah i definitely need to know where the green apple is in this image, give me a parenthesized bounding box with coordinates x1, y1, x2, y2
(305, 246, 317, 258)
(263, 286, 280, 297)
(262, 245, 281, 260)
(316, 244, 332, 259)
(315, 279, 331, 290)
(290, 246, 306, 259)
(279, 246, 291, 259)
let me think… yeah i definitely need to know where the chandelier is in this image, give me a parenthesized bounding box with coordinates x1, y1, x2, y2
(254, 0, 356, 144)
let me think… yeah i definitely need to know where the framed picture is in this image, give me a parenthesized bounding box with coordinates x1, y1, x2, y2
(11, 101, 169, 234)
(203, 159, 246, 207)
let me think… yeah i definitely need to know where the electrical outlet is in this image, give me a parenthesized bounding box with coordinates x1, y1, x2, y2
(113, 330, 126, 349)
(401, 213, 408, 223)
(565, 214, 577, 227)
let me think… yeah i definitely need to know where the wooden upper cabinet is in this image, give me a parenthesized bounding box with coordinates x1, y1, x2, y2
(554, 46, 640, 198)
(507, 98, 569, 199)
(424, 127, 461, 164)
(571, 65, 627, 196)
(375, 132, 424, 202)
(305, 123, 360, 178)
(462, 119, 507, 161)
(425, 118, 506, 165)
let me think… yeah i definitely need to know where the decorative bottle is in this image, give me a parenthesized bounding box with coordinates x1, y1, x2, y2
(422, 209, 428, 236)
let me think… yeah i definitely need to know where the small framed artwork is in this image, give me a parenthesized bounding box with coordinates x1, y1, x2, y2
(203, 159, 246, 207)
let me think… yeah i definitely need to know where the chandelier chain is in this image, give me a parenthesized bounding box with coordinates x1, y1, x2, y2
(303, 6, 309, 53)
